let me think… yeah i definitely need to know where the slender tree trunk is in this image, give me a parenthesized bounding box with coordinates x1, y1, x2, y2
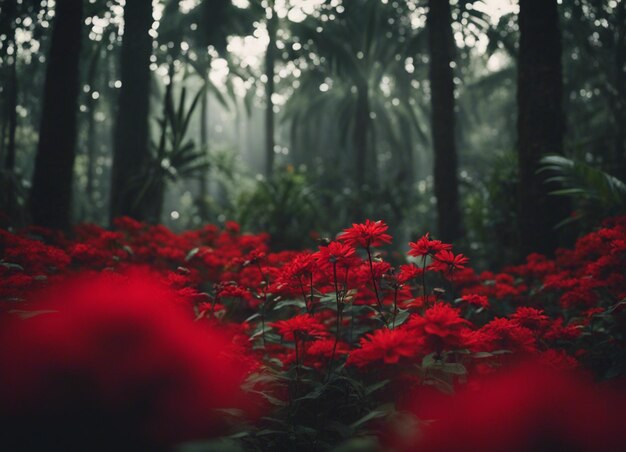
(1, 1, 17, 169)
(86, 97, 96, 205)
(354, 82, 371, 190)
(517, 0, 566, 256)
(198, 76, 209, 220)
(427, 0, 461, 243)
(348, 82, 378, 221)
(4, 47, 17, 174)
(0, 0, 17, 165)
(85, 45, 101, 210)
(5, 46, 18, 219)
(0, 0, 18, 222)
(265, 3, 277, 177)
(109, 0, 153, 223)
(614, 0, 626, 178)
(30, 0, 83, 231)
(0, 119, 5, 166)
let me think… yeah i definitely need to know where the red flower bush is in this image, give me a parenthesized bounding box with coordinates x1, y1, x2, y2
(1, 216, 626, 449)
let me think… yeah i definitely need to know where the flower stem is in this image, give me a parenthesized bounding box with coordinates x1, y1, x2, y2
(309, 272, 315, 313)
(367, 246, 388, 326)
(294, 336, 301, 396)
(327, 262, 342, 381)
(421, 255, 428, 310)
(299, 277, 310, 313)
(256, 262, 269, 346)
(392, 285, 398, 329)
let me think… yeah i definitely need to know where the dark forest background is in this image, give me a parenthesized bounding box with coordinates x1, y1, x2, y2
(0, 0, 625, 268)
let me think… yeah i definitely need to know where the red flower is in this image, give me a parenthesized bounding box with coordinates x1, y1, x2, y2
(347, 328, 422, 367)
(430, 250, 469, 274)
(339, 219, 392, 248)
(315, 241, 359, 268)
(510, 307, 549, 331)
(224, 221, 241, 234)
(461, 294, 489, 309)
(288, 252, 316, 276)
(475, 318, 537, 353)
(304, 338, 350, 370)
(272, 252, 317, 297)
(408, 233, 452, 258)
(406, 303, 470, 353)
(271, 314, 328, 342)
(398, 264, 423, 284)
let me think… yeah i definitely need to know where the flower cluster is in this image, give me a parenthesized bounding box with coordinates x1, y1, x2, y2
(2, 216, 626, 449)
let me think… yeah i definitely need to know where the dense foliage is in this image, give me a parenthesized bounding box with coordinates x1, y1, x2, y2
(2, 0, 625, 266)
(2, 217, 626, 450)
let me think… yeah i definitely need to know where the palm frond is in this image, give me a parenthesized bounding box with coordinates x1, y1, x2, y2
(539, 155, 626, 210)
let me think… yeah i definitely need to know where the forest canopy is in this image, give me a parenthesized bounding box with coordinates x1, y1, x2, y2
(1, 0, 625, 265)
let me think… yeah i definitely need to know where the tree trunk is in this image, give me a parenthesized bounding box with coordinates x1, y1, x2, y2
(4, 42, 17, 175)
(1, 0, 18, 220)
(0, 0, 17, 163)
(30, 0, 83, 231)
(354, 82, 370, 191)
(427, 0, 461, 243)
(265, 3, 277, 178)
(85, 44, 101, 211)
(198, 78, 209, 220)
(614, 0, 626, 178)
(109, 0, 153, 223)
(517, 0, 566, 256)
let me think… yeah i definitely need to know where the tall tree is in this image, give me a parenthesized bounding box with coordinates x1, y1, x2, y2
(0, 0, 17, 171)
(109, 0, 153, 222)
(427, 0, 461, 243)
(84, 42, 103, 211)
(517, 0, 565, 255)
(0, 0, 18, 219)
(30, 0, 83, 231)
(264, 0, 277, 177)
(614, 0, 626, 178)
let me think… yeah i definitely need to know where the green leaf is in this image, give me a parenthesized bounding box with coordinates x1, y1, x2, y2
(185, 247, 201, 261)
(392, 308, 410, 327)
(364, 379, 390, 396)
(249, 390, 287, 407)
(442, 362, 467, 376)
(421, 352, 438, 369)
(349, 404, 393, 429)
(273, 299, 306, 311)
(0, 262, 24, 271)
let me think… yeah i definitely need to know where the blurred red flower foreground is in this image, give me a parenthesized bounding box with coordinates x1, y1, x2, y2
(1, 217, 626, 450)
(0, 270, 258, 451)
